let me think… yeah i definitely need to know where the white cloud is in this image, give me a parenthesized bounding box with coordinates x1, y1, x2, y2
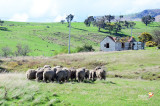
(54, 15, 67, 22)
(0, 0, 160, 22)
(29, 0, 52, 17)
(9, 13, 29, 22)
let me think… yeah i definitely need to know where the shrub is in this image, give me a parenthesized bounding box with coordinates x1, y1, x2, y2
(1, 46, 12, 57)
(15, 44, 31, 56)
(145, 41, 157, 47)
(76, 44, 95, 52)
(153, 30, 160, 45)
(0, 27, 8, 31)
(157, 44, 160, 49)
(138, 32, 152, 42)
(46, 26, 50, 28)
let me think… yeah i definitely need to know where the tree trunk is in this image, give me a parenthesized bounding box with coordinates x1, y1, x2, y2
(98, 27, 100, 32)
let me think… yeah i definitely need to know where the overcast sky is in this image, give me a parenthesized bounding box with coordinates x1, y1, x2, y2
(0, 0, 160, 22)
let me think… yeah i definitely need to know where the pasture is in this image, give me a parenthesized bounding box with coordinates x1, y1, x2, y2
(0, 21, 160, 105)
(0, 21, 159, 56)
(0, 73, 160, 106)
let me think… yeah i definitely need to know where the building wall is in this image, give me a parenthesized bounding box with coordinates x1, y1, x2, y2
(100, 37, 116, 51)
(124, 42, 130, 50)
(100, 37, 144, 51)
(115, 42, 130, 51)
(115, 42, 121, 51)
(133, 42, 144, 50)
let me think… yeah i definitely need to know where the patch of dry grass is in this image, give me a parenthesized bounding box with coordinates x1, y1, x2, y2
(0, 49, 160, 80)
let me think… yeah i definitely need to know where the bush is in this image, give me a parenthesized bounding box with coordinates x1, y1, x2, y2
(76, 44, 95, 52)
(138, 32, 152, 42)
(0, 27, 8, 31)
(1, 46, 12, 57)
(153, 30, 160, 45)
(145, 41, 157, 47)
(15, 44, 31, 56)
(157, 44, 160, 49)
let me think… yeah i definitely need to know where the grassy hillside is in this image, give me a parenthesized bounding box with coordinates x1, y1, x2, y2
(0, 21, 159, 56)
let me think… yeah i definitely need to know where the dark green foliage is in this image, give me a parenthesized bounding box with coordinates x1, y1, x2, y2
(105, 23, 114, 34)
(84, 16, 95, 27)
(66, 14, 74, 27)
(60, 20, 65, 24)
(46, 26, 50, 28)
(119, 15, 123, 19)
(105, 15, 115, 23)
(113, 21, 123, 34)
(84, 15, 134, 34)
(157, 44, 160, 49)
(142, 15, 155, 26)
(0, 27, 8, 31)
(124, 21, 136, 28)
(94, 16, 106, 31)
(76, 44, 95, 52)
(0, 19, 4, 26)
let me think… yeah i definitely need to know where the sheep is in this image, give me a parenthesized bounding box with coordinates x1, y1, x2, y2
(85, 69, 89, 80)
(26, 69, 37, 80)
(95, 66, 102, 70)
(55, 65, 63, 69)
(36, 68, 44, 82)
(76, 68, 86, 82)
(56, 68, 67, 83)
(36, 66, 50, 82)
(43, 68, 56, 83)
(96, 69, 106, 80)
(89, 70, 97, 81)
(70, 67, 77, 81)
(36, 67, 42, 71)
(63, 67, 71, 82)
(43, 65, 51, 69)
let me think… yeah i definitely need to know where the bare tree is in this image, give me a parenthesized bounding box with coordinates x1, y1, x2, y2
(153, 29, 160, 45)
(94, 16, 106, 31)
(1, 46, 12, 57)
(66, 14, 74, 54)
(15, 43, 31, 56)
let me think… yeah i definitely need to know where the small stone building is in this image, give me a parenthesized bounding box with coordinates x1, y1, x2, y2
(100, 36, 144, 51)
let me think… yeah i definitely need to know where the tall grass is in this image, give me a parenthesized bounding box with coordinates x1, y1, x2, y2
(0, 73, 160, 105)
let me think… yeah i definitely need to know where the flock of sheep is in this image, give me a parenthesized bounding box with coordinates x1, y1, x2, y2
(26, 65, 106, 83)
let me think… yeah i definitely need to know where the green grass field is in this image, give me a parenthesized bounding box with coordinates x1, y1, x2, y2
(0, 21, 160, 105)
(0, 73, 160, 106)
(0, 21, 159, 56)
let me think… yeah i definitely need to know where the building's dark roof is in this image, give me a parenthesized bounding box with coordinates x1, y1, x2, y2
(108, 36, 116, 42)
